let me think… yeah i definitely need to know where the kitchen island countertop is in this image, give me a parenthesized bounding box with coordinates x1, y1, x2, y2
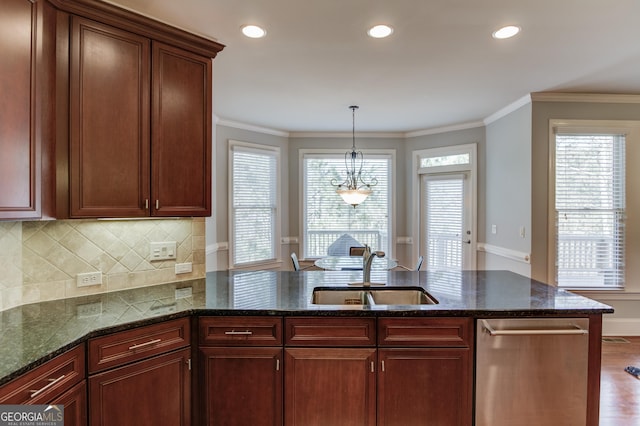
(0, 269, 613, 385)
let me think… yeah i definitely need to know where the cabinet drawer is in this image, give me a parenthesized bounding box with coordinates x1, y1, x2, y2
(378, 317, 472, 347)
(0, 345, 85, 404)
(285, 317, 376, 347)
(199, 316, 282, 346)
(88, 317, 190, 373)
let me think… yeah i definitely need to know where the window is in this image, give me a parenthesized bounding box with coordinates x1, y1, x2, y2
(553, 131, 625, 289)
(229, 141, 280, 267)
(302, 151, 392, 258)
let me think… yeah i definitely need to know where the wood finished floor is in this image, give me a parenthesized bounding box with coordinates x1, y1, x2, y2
(600, 336, 640, 425)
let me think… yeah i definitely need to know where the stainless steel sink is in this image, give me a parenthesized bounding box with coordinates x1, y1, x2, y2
(311, 290, 371, 305)
(311, 287, 438, 306)
(368, 289, 437, 305)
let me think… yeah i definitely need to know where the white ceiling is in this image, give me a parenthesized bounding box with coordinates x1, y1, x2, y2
(109, 0, 640, 133)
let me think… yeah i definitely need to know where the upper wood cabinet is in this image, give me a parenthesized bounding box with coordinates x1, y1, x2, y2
(68, 16, 151, 218)
(151, 42, 212, 217)
(67, 17, 212, 218)
(45, 0, 223, 219)
(0, 0, 55, 220)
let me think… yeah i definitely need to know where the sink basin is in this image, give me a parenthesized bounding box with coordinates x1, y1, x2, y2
(369, 289, 437, 305)
(311, 287, 437, 306)
(311, 290, 370, 305)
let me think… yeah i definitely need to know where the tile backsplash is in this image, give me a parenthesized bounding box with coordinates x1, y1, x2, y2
(0, 218, 205, 311)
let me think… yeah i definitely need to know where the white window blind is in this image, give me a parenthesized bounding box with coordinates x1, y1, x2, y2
(303, 154, 391, 258)
(555, 133, 625, 288)
(424, 176, 463, 270)
(231, 144, 278, 266)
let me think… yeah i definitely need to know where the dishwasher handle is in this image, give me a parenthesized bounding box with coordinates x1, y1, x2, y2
(481, 319, 588, 336)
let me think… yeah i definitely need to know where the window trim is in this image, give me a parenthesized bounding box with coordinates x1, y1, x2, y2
(547, 120, 640, 288)
(299, 148, 396, 260)
(228, 140, 281, 269)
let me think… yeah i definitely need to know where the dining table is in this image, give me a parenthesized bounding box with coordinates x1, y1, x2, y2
(314, 255, 398, 271)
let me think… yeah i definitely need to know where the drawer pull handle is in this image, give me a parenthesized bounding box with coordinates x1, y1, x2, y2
(30, 374, 65, 398)
(224, 330, 253, 336)
(128, 338, 162, 350)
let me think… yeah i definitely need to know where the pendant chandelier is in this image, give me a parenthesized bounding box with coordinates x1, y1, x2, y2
(331, 105, 378, 207)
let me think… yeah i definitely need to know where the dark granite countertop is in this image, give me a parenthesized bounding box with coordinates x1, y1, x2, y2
(0, 270, 613, 386)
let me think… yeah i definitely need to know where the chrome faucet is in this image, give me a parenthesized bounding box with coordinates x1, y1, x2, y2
(363, 250, 385, 284)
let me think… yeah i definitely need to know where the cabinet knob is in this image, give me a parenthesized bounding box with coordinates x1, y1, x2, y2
(145, 199, 149, 209)
(155, 200, 160, 210)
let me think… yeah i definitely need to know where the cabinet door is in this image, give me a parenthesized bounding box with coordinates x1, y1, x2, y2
(88, 347, 191, 426)
(284, 348, 376, 426)
(0, 0, 48, 219)
(69, 17, 150, 218)
(52, 380, 87, 426)
(151, 42, 211, 217)
(377, 348, 472, 426)
(200, 347, 282, 426)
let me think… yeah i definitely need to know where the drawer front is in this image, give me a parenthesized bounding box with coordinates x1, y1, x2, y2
(0, 344, 85, 404)
(199, 316, 282, 346)
(285, 317, 376, 347)
(88, 317, 190, 373)
(378, 317, 472, 347)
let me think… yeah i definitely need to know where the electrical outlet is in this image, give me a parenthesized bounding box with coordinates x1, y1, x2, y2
(175, 262, 192, 274)
(77, 271, 102, 287)
(150, 241, 177, 261)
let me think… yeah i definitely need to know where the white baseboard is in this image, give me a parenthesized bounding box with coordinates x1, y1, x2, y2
(477, 243, 530, 264)
(602, 318, 640, 336)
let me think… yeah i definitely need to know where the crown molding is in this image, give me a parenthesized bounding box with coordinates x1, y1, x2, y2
(531, 92, 640, 104)
(483, 94, 532, 126)
(215, 92, 640, 139)
(215, 117, 289, 137)
(405, 121, 485, 138)
(289, 131, 404, 138)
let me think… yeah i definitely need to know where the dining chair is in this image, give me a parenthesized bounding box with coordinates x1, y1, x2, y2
(395, 255, 424, 271)
(349, 246, 366, 256)
(290, 252, 313, 271)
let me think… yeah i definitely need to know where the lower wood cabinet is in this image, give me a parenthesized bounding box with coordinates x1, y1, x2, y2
(200, 347, 282, 426)
(284, 347, 376, 426)
(88, 347, 191, 426)
(87, 318, 192, 426)
(198, 316, 283, 426)
(0, 345, 86, 425)
(52, 380, 87, 426)
(196, 315, 474, 426)
(377, 348, 471, 426)
(377, 317, 473, 426)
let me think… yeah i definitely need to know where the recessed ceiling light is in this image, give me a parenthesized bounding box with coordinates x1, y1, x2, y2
(492, 25, 520, 39)
(367, 24, 394, 39)
(241, 25, 266, 39)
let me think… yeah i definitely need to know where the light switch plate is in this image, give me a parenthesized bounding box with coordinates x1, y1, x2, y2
(150, 241, 177, 261)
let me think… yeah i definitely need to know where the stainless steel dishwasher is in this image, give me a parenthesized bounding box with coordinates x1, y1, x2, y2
(475, 318, 590, 426)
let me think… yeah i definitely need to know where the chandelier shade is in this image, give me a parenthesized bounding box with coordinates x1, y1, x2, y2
(331, 105, 378, 207)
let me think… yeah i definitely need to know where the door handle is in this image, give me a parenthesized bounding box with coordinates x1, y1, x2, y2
(462, 240, 471, 244)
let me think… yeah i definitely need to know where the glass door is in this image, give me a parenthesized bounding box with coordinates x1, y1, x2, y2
(421, 173, 473, 270)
